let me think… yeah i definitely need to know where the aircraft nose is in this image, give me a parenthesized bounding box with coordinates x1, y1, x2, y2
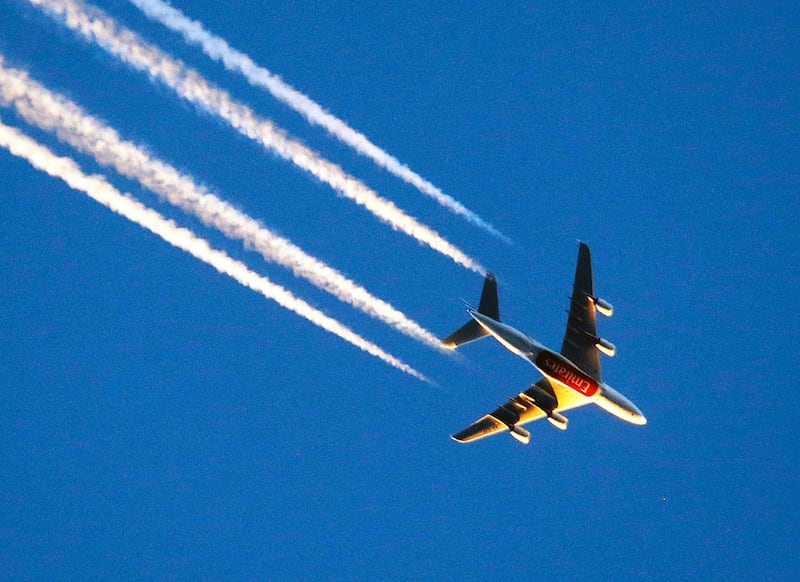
(629, 402, 647, 425)
(600, 384, 648, 426)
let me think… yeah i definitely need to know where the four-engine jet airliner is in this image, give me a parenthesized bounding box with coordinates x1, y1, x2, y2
(443, 242, 646, 444)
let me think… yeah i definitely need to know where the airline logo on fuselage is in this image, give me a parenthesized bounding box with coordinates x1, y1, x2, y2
(535, 350, 598, 397)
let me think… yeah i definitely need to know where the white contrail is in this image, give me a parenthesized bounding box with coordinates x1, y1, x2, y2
(0, 57, 447, 353)
(27, 0, 486, 275)
(128, 0, 509, 243)
(0, 118, 430, 382)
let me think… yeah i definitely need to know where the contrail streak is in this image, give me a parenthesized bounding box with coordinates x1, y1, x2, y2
(27, 0, 486, 275)
(128, 0, 509, 243)
(0, 118, 430, 382)
(0, 56, 447, 353)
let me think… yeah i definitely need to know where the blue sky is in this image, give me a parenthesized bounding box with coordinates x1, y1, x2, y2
(1, 0, 797, 579)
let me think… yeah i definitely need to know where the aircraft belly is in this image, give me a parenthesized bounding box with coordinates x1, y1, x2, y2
(512, 387, 587, 427)
(548, 384, 592, 415)
(532, 349, 599, 397)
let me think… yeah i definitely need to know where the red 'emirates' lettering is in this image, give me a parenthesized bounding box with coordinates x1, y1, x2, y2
(535, 351, 598, 397)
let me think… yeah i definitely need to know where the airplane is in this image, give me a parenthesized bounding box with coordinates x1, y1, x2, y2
(443, 242, 646, 444)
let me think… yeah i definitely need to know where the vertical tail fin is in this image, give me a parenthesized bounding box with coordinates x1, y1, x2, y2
(442, 273, 499, 348)
(476, 273, 499, 320)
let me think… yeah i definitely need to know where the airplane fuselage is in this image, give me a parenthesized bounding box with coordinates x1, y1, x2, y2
(468, 309, 646, 425)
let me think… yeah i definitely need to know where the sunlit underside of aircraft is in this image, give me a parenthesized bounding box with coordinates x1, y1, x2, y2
(443, 242, 646, 444)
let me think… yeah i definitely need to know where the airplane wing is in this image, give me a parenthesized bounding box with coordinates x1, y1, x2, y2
(560, 242, 602, 381)
(451, 378, 592, 443)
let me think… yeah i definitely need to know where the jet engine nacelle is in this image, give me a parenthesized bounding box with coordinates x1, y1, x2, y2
(592, 297, 614, 317)
(509, 425, 531, 444)
(595, 337, 617, 357)
(546, 411, 569, 431)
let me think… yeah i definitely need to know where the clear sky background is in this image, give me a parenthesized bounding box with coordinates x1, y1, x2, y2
(1, 1, 797, 579)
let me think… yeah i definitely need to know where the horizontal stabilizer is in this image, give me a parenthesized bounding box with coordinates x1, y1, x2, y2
(442, 319, 487, 348)
(442, 273, 499, 349)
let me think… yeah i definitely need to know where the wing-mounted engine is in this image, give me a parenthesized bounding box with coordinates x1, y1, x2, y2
(567, 323, 617, 358)
(521, 381, 569, 431)
(509, 425, 531, 444)
(590, 296, 614, 317)
(594, 337, 617, 357)
(493, 399, 531, 444)
(589, 296, 615, 355)
(578, 293, 616, 356)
